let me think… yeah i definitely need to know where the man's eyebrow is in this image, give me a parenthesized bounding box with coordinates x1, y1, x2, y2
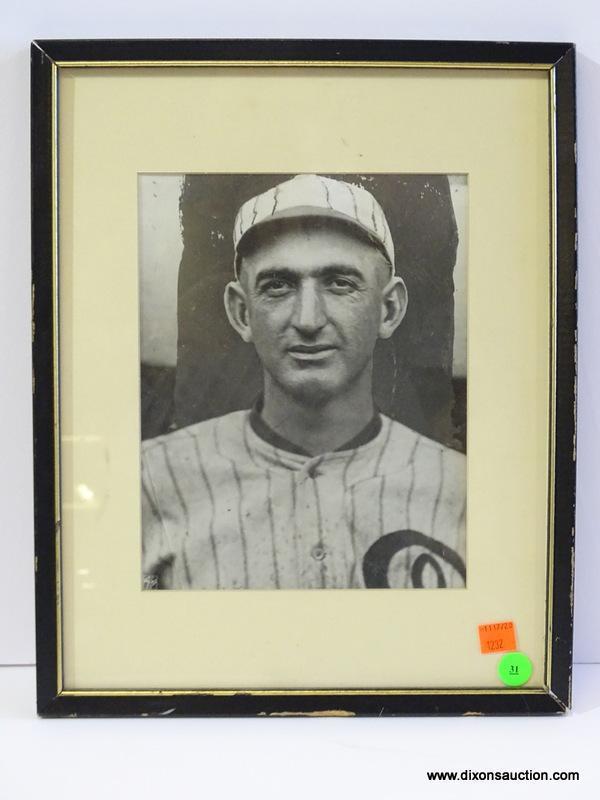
(254, 267, 299, 286)
(317, 265, 365, 280)
(254, 264, 366, 285)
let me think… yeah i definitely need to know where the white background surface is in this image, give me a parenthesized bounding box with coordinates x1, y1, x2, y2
(1, 664, 599, 798)
(0, 3, 598, 796)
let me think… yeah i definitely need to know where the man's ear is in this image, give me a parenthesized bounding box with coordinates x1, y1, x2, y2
(224, 280, 253, 343)
(378, 276, 408, 340)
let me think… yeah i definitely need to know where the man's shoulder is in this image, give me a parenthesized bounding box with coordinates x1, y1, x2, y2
(382, 415, 466, 465)
(141, 410, 249, 462)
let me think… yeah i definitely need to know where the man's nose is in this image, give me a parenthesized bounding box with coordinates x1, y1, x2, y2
(291, 281, 327, 335)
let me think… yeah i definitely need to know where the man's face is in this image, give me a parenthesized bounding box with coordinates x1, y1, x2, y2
(230, 223, 402, 406)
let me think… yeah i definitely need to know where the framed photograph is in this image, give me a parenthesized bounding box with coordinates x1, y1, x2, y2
(32, 39, 576, 716)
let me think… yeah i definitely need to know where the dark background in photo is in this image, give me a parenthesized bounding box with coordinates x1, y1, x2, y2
(141, 173, 466, 452)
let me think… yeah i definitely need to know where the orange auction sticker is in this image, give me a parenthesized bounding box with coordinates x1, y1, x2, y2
(478, 621, 517, 654)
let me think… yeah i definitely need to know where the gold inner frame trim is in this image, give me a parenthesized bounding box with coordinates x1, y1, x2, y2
(51, 61, 64, 697)
(49, 58, 559, 700)
(544, 66, 559, 693)
(61, 687, 549, 697)
(54, 60, 554, 70)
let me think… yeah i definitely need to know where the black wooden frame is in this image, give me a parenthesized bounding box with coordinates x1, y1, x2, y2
(31, 38, 577, 717)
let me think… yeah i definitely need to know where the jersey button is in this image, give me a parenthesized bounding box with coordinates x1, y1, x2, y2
(311, 543, 327, 561)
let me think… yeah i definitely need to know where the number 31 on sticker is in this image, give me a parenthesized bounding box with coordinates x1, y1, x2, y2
(478, 621, 517, 654)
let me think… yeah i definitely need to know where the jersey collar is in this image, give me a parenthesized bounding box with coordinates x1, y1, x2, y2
(249, 398, 382, 457)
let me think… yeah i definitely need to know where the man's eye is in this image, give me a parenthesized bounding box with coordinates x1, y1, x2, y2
(261, 279, 292, 296)
(328, 277, 356, 292)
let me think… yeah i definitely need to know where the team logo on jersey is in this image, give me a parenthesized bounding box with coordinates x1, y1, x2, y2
(362, 530, 466, 589)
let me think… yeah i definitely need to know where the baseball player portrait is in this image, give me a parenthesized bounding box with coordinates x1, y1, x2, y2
(140, 173, 467, 591)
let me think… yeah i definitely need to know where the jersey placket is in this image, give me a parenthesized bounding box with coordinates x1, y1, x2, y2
(297, 454, 355, 589)
(293, 456, 328, 588)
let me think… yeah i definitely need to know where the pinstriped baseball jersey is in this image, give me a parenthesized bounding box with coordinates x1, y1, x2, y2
(141, 410, 466, 590)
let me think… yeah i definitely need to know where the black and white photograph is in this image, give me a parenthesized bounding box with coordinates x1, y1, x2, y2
(139, 173, 468, 591)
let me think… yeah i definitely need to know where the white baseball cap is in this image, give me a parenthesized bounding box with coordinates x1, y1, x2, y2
(233, 174, 395, 276)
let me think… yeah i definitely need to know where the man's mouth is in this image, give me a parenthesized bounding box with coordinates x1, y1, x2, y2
(287, 344, 338, 361)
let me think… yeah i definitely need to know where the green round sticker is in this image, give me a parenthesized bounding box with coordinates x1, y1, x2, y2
(498, 652, 533, 687)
